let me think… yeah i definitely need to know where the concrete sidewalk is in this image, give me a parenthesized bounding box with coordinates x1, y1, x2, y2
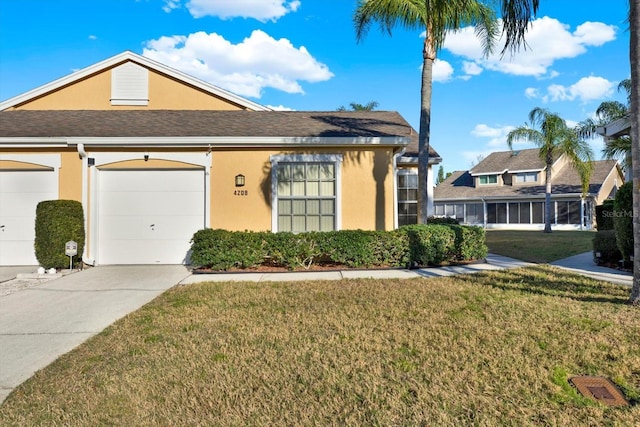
(179, 254, 535, 284)
(550, 251, 633, 287)
(0, 265, 190, 403)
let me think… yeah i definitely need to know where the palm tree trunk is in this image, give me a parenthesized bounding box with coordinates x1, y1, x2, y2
(418, 37, 435, 224)
(544, 161, 553, 233)
(629, 0, 640, 303)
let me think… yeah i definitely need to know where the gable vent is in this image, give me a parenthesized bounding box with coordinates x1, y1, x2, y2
(111, 62, 149, 106)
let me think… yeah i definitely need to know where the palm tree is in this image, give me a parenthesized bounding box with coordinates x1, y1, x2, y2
(629, 0, 639, 304)
(353, 0, 539, 223)
(576, 79, 631, 170)
(506, 107, 594, 233)
(337, 101, 380, 111)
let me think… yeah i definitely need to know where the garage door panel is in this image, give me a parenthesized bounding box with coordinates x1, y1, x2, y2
(98, 169, 204, 265)
(99, 239, 192, 265)
(0, 192, 56, 214)
(0, 171, 55, 193)
(100, 215, 203, 240)
(0, 170, 57, 266)
(0, 217, 37, 240)
(100, 170, 200, 192)
(100, 191, 203, 216)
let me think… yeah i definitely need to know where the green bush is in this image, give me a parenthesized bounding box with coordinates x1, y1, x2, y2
(613, 182, 633, 261)
(593, 230, 622, 265)
(190, 229, 268, 270)
(448, 225, 488, 261)
(595, 199, 615, 230)
(34, 200, 85, 269)
(400, 224, 456, 266)
(190, 225, 486, 271)
(427, 216, 460, 225)
(265, 232, 323, 269)
(317, 230, 376, 268)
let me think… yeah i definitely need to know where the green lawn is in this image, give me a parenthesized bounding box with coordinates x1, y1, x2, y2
(1, 266, 638, 426)
(485, 230, 596, 263)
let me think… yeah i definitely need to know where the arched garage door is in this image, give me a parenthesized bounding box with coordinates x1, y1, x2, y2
(0, 170, 57, 265)
(97, 169, 205, 264)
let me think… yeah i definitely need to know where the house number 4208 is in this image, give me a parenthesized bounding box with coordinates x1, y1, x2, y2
(234, 190, 248, 196)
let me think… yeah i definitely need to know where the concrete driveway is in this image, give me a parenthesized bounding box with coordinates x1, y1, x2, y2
(0, 266, 38, 284)
(0, 265, 190, 403)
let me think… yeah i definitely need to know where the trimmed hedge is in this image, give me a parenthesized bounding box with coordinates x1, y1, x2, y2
(190, 224, 487, 271)
(595, 199, 615, 230)
(613, 182, 633, 261)
(34, 200, 85, 269)
(593, 230, 622, 265)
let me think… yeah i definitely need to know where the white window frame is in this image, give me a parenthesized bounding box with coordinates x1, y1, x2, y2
(478, 174, 498, 185)
(515, 172, 537, 183)
(270, 154, 343, 232)
(397, 169, 418, 226)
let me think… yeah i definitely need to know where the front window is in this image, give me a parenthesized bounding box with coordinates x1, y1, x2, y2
(515, 172, 537, 183)
(397, 171, 418, 226)
(479, 175, 498, 185)
(271, 155, 341, 232)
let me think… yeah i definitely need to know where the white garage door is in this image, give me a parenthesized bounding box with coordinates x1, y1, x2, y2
(0, 170, 57, 265)
(98, 169, 205, 264)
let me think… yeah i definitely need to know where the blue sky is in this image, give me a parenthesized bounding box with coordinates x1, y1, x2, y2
(0, 0, 631, 173)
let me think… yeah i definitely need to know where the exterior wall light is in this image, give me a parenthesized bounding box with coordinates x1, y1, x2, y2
(235, 174, 245, 187)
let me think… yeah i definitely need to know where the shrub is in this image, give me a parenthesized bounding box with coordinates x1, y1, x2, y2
(593, 230, 622, 265)
(317, 230, 376, 268)
(427, 216, 460, 225)
(448, 225, 488, 261)
(595, 199, 615, 230)
(190, 224, 486, 271)
(400, 224, 456, 266)
(265, 232, 323, 269)
(613, 182, 633, 261)
(34, 200, 85, 269)
(190, 229, 268, 270)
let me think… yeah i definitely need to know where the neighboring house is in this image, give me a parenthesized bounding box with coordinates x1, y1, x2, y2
(434, 148, 623, 231)
(0, 51, 440, 266)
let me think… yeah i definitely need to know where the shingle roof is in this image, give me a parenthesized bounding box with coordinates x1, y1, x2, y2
(0, 110, 416, 142)
(434, 159, 620, 200)
(470, 148, 546, 174)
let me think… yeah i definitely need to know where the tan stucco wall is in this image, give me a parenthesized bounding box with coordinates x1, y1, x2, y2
(210, 147, 397, 231)
(0, 160, 51, 170)
(596, 167, 624, 205)
(8, 66, 246, 111)
(59, 151, 82, 201)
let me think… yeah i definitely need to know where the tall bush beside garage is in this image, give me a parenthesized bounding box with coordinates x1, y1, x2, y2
(613, 182, 633, 262)
(34, 200, 85, 269)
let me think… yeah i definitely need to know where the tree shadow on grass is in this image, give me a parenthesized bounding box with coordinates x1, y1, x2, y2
(454, 265, 631, 305)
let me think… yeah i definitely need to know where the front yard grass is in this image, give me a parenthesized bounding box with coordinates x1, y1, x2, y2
(1, 266, 639, 426)
(485, 230, 595, 263)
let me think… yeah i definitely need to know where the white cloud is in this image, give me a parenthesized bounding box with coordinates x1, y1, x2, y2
(88, 35, 97, 40)
(165, 0, 300, 21)
(162, 0, 180, 13)
(143, 29, 333, 98)
(442, 17, 616, 77)
(462, 61, 482, 76)
(432, 59, 454, 82)
(528, 76, 615, 103)
(267, 104, 295, 111)
(471, 124, 515, 147)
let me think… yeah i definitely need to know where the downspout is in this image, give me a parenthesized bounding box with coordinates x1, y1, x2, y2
(76, 143, 95, 266)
